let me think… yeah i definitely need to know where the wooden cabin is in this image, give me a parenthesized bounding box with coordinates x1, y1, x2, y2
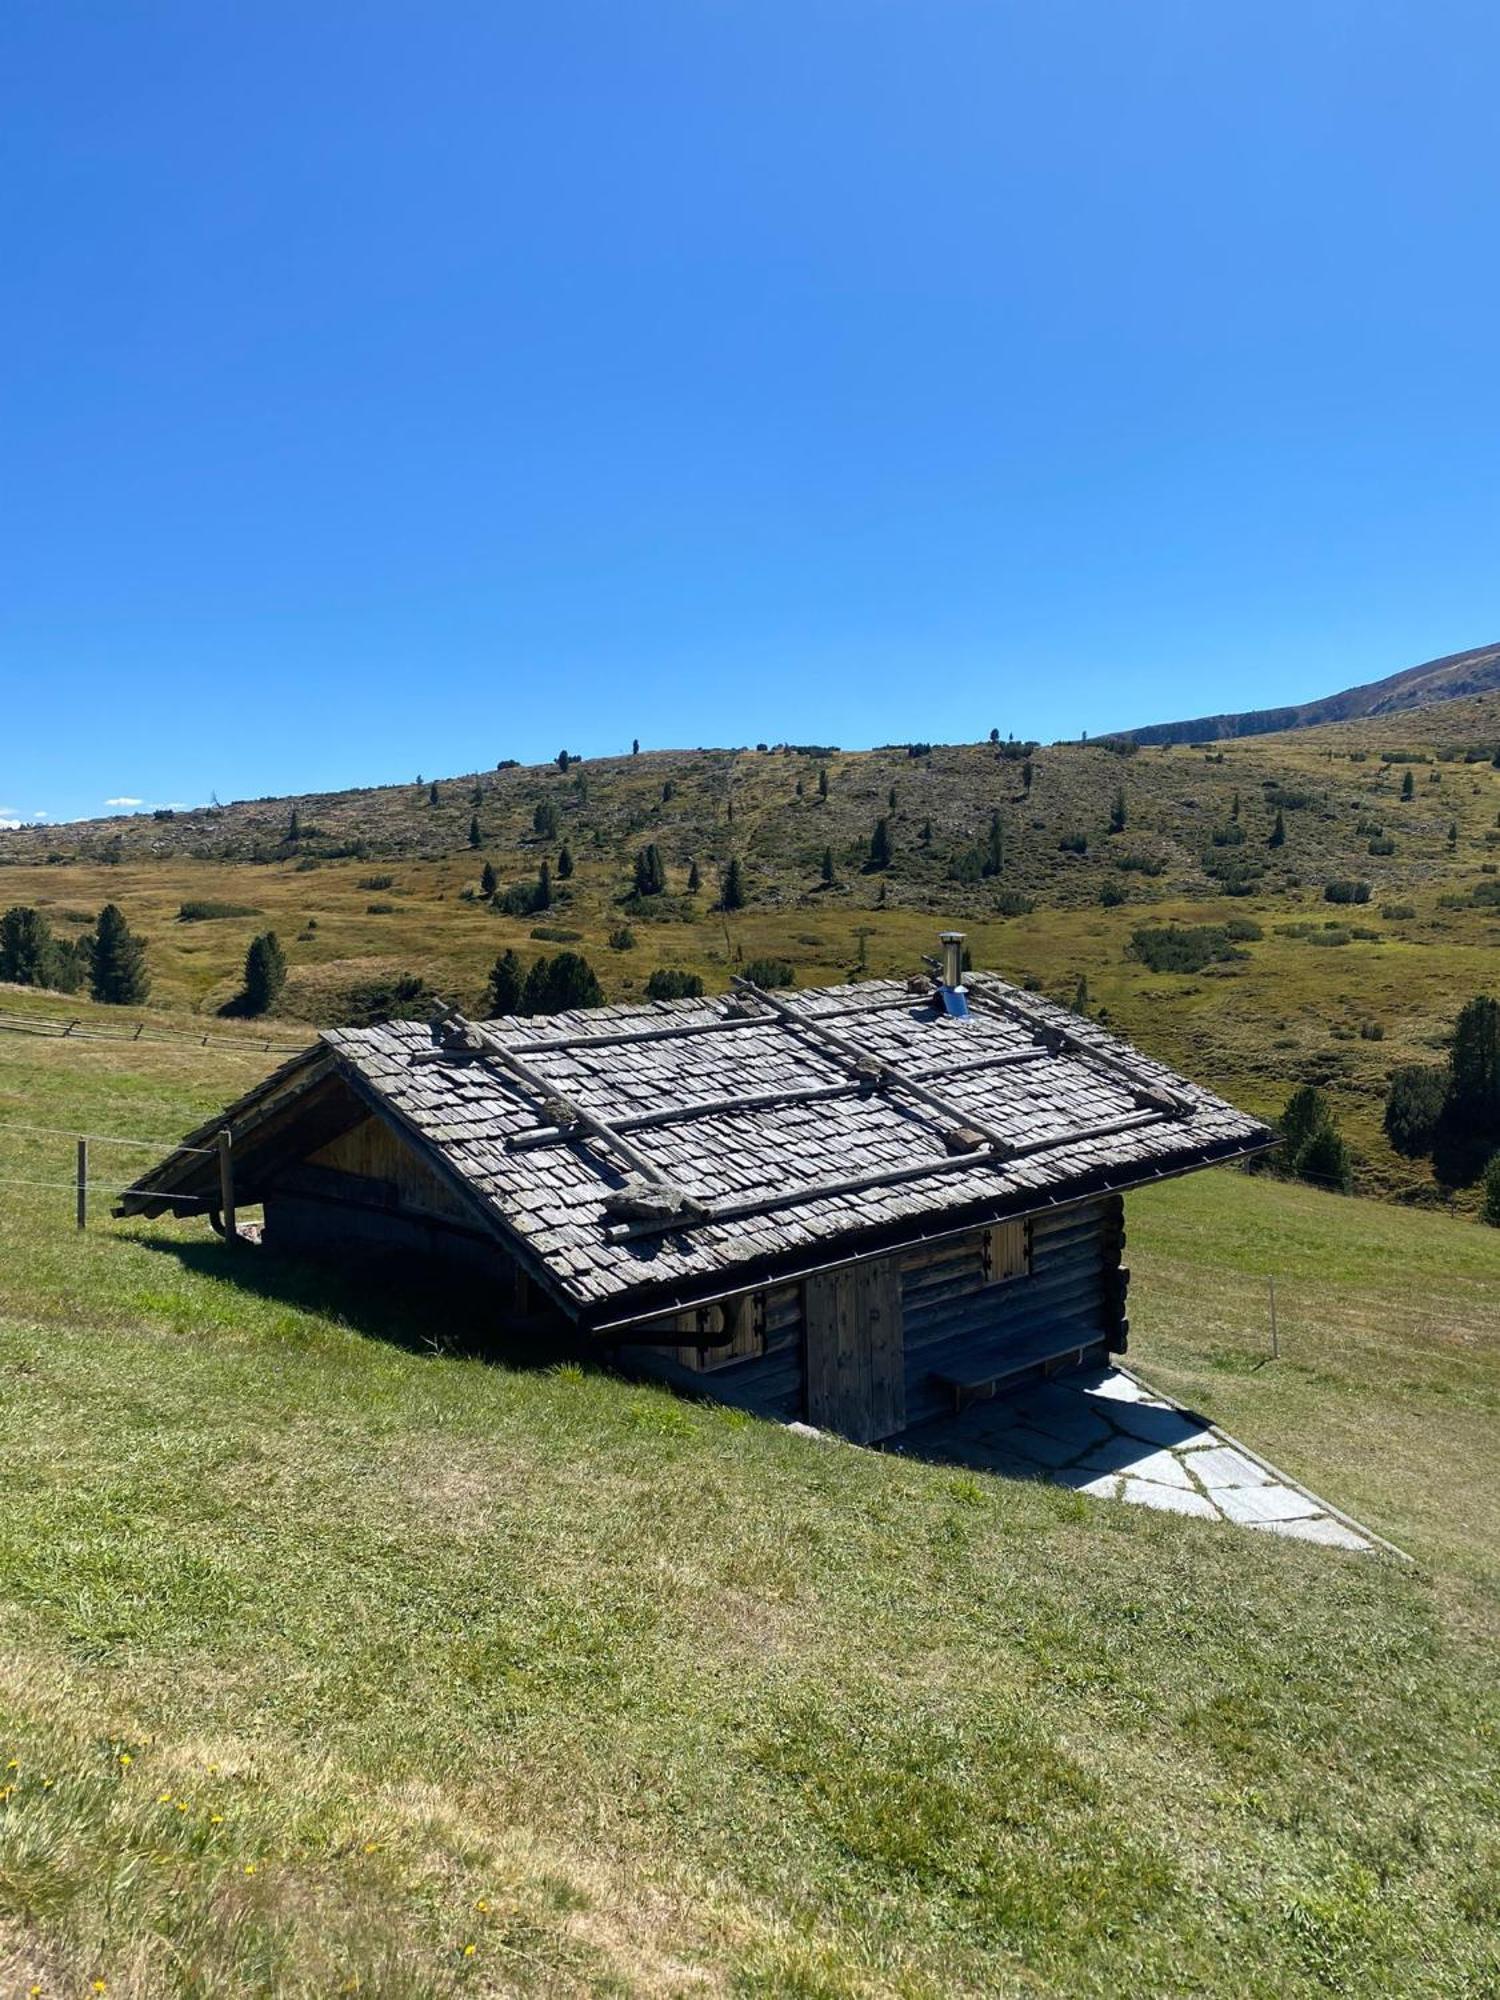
(119, 948, 1272, 1443)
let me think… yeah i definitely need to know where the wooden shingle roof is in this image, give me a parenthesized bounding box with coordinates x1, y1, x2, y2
(120, 972, 1273, 1328)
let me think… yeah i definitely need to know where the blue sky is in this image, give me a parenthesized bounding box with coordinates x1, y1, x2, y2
(3, 2, 1498, 825)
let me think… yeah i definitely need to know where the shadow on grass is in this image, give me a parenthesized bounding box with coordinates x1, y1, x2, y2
(130, 1231, 594, 1374)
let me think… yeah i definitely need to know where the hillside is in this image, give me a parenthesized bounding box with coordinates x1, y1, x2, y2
(5, 690, 1500, 1203)
(0, 1020, 1496, 1996)
(1113, 640, 1500, 747)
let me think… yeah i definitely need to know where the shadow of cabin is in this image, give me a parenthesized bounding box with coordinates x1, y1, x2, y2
(116, 950, 1274, 1445)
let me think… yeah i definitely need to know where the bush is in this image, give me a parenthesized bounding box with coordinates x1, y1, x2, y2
(1297, 1123, 1354, 1193)
(1483, 1153, 1500, 1226)
(1324, 879, 1371, 905)
(1130, 925, 1249, 974)
(743, 957, 796, 989)
(176, 900, 262, 922)
(645, 968, 704, 1000)
(607, 926, 636, 952)
(1057, 831, 1088, 855)
(1380, 903, 1416, 920)
(1367, 836, 1396, 856)
(529, 925, 583, 943)
(337, 973, 432, 1026)
(1384, 1064, 1448, 1156)
(365, 901, 397, 915)
(357, 874, 395, 891)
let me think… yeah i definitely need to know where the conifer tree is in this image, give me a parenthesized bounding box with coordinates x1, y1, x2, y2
(1109, 787, 1127, 835)
(1448, 820, 1459, 850)
(633, 844, 667, 896)
(687, 859, 701, 893)
(817, 767, 829, 800)
(487, 948, 524, 1016)
(1447, 995, 1500, 1134)
(533, 800, 558, 839)
(982, 810, 1004, 877)
(868, 818, 892, 870)
(887, 785, 897, 810)
(557, 843, 574, 879)
(480, 861, 498, 899)
(1401, 769, 1415, 800)
(1269, 808, 1286, 848)
(89, 903, 150, 1005)
(242, 931, 287, 1016)
(535, 860, 553, 911)
(989, 727, 1000, 744)
(468, 813, 482, 849)
(821, 847, 835, 886)
(287, 809, 301, 843)
(428, 781, 440, 806)
(1230, 789, 1240, 821)
(720, 856, 746, 910)
(632, 738, 640, 755)
(470, 781, 483, 805)
(0, 905, 54, 986)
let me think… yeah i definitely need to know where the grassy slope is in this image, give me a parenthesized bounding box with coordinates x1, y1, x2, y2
(0, 1029, 1497, 1997)
(5, 695, 1500, 1204)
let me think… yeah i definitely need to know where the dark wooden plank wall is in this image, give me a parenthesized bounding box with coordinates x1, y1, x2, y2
(899, 1197, 1117, 1429)
(618, 1283, 805, 1420)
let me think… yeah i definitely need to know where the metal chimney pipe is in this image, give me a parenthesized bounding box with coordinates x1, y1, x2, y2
(939, 931, 965, 989)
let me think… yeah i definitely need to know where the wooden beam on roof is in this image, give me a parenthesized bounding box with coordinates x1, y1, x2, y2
(600, 1105, 1168, 1245)
(727, 975, 1021, 1157)
(421, 1006, 709, 1218)
(963, 978, 1196, 1117)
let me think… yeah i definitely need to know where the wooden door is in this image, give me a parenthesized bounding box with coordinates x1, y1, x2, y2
(803, 1256, 905, 1442)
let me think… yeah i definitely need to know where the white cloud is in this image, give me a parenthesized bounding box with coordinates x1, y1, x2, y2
(106, 795, 144, 807)
(0, 817, 19, 831)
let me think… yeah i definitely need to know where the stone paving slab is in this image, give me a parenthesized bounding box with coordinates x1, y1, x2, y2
(900, 1364, 1382, 1553)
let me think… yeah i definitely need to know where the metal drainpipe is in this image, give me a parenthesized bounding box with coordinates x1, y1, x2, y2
(939, 931, 965, 989)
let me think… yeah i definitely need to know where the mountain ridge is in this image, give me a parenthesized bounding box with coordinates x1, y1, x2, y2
(1109, 640, 1500, 747)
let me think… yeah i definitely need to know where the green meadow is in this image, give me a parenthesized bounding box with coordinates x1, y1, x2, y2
(0, 1012, 1496, 1996)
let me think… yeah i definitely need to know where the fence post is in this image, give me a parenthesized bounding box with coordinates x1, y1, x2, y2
(1268, 1275, 1279, 1359)
(76, 1137, 87, 1232)
(218, 1128, 237, 1246)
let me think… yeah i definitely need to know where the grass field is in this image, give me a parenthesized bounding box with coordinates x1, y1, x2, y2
(1, 1022, 1497, 1996)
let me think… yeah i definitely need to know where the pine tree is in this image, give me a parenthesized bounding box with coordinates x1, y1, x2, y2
(821, 846, 835, 886)
(428, 781, 440, 806)
(556, 750, 571, 772)
(920, 818, 932, 845)
(989, 727, 1000, 744)
(1230, 789, 1240, 821)
(687, 859, 701, 893)
(287, 809, 301, 843)
(533, 800, 558, 839)
(557, 843, 574, 879)
(632, 738, 640, 755)
(817, 767, 829, 800)
(1073, 974, 1090, 1013)
(720, 856, 746, 910)
(1447, 995, 1500, 1134)
(480, 861, 498, 898)
(1401, 769, 1415, 800)
(487, 948, 524, 1016)
(1020, 760, 1034, 793)
(868, 818, 892, 870)
(1448, 820, 1459, 850)
(1109, 787, 1127, 835)
(522, 951, 602, 1016)
(242, 931, 287, 1016)
(468, 813, 481, 848)
(887, 785, 897, 810)
(1269, 809, 1286, 848)
(1482, 1152, 1500, 1226)
(470, 782, 482, 806)
(0, 905, 53, 986)
(535, 860, 553, 911)
(89, 903, 150, 1005)
(982, 810, 1003, 877)
(633, 844, 667, 897)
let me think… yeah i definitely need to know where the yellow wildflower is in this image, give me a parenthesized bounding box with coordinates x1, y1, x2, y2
(157, 1791, 173, 1804)
(474, 1898, 489, 1912)
(362, 1840, 379, 1854)
(244, 1863, 257, 1876)
(6, 1757, 17, 1770)
(462, 1943, 476, 1957)
(210, 1813, 224, 1825)
(117, 1752, 132, 1767)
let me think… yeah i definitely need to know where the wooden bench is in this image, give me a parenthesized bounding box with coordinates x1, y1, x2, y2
(931, 1328, 1105, 1412)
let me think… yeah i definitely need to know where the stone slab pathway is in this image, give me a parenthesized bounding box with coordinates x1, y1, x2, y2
(902, 1364, 1379, 1552)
